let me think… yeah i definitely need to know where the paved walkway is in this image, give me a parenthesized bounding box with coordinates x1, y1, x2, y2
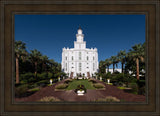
(15, 79, 145, 102)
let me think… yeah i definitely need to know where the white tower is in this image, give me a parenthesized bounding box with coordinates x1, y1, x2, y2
(74, 27, 86, 49)
(61, 27, 99, 78)
(76, 27, 84, 42)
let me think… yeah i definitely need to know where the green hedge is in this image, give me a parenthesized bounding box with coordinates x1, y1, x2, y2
(48, 72, 53, 79)
(39, 96, 61, 102)
(94, 96, 120, 102)
(64, 79, 72, 84)
(37, 72, 48, 80)
(55, 83, 68, 89)
(35, 80, 49, 87)
(20, 73, 35, 83)
(15, 84, 28, 97)
(93, 83, 105, 89)
(88, 79, 97, 83)
(128, 83, 138, 94)
(20, 72, 55, 84)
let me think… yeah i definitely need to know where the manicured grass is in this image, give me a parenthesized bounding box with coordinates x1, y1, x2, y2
(106, 83, 113, 85)
(66, 79, 96, 90)
(47, 83, 55, 86)
(118, 86, 138, 95)
(28, 87, 40, 92)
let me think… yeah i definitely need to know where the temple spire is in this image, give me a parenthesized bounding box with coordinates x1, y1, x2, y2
(76, 26, 84, 42)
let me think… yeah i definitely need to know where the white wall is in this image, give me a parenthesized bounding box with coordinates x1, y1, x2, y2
(62, 48, 98, 77)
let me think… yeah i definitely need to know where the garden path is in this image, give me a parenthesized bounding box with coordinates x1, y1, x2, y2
(15, 79, 145, 102)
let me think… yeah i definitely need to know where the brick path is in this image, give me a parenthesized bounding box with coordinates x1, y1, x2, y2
(15, 79, 145, 102)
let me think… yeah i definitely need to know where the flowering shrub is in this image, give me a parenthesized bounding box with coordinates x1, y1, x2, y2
(15, 84, 28, 97)
(93, 83, 105, 89)
(64, 79, 73, 84)
(94, 96, 120, 102)
(39, 96, 60, 102)
(55, 83, 68, 89)
(88, 79, 97, 83)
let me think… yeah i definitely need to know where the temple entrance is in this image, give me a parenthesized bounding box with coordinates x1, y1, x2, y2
(70, 72, 74, 78)
(76, 73, 82, 77)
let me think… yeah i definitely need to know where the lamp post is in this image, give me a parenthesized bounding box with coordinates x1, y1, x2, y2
(107, 79, 110, 84)
(100, 77, 102, 81)
(50, 79, 53, 85)
(58, 77, 60, 82)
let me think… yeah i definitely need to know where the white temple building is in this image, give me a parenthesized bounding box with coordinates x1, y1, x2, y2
(61, 27, 98, 78)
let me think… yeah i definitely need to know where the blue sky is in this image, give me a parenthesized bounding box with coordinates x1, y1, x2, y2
(15, 14, 145, 68)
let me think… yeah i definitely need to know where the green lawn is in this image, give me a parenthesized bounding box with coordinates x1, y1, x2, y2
(117, 86, 126, 89)
(28, 87, 40, 92)
(66, 79, 96, 90)
(105, 83, 113, 85)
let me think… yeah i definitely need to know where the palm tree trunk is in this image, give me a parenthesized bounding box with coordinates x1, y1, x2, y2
(44, 63, 46, 72)
(42, 63, 45, 72)
(122, 63, 124, 73)
(16, 57, 19, 84)
(113, 64, 115, 73)
(136, 58, 139, 80)
(107, 66, 109, 73)
(35, 62, 38, 78)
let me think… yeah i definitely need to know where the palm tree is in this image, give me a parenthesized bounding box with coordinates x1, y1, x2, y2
(110, 56, 119, 73)
(48, 59, 55, 72)
(29, 49, 42, 78)
(53, 62, 62, 78)
(40, 55, 49, 72)
(117, 50, 126, 73)
(56, 63, 62, 73)
(128, 43, 145, 80)
(99, 60, 106, 74)
(105, 58, 112, 73)
(15, 41, 27, 84)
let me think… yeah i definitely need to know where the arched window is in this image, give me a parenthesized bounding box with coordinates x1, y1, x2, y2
(93, 57, 94, 60)
(79, 63, 81, 71)
(79, 52, 81, 60)
(65, 63, 67, 71)
(87, 56, 89, 61)
(66, 57, 67, 60)
(93, 63, 95, 71)
(72, 56, 73, 61)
